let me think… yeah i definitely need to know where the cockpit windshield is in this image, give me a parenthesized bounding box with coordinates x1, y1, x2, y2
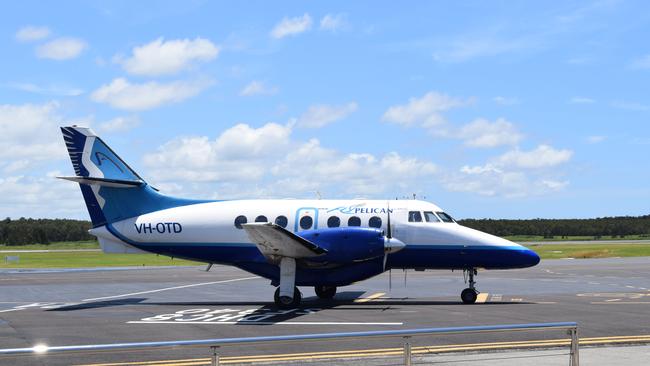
(423, 211, 440, 222)
(436, 211, 455, 223)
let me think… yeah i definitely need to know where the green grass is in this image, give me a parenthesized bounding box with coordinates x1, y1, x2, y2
(0, 251, 200, 268)
(505, 234, 650, 242)
(525, 243, 650, 259)
(2, 241, 650, 268)
(0, 241, 100, 251)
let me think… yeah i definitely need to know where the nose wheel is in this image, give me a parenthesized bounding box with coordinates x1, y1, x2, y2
(274, 287, 302, 308)
(461, 268, 479, 304)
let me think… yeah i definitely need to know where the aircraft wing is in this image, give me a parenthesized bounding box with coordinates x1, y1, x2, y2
(242, 222, 327, 260)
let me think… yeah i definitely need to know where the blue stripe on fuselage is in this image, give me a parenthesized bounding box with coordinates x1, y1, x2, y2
(105, 224, 539, 271)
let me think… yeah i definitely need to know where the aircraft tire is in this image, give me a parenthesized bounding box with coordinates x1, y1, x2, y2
(274, 287, 302, 308)
(315, 285, 337, 299)
(461, 288, 478, 304)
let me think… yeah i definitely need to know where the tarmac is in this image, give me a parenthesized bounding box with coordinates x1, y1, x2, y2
(1, 256, 649, 365)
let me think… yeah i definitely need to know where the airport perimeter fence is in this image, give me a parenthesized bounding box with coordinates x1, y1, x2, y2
(0, 321, 579, 366)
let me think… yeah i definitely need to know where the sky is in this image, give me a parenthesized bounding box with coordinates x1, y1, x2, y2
(1, 0, 649, 220)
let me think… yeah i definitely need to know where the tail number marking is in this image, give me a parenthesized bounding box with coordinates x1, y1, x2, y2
(135, 222, 182, 234)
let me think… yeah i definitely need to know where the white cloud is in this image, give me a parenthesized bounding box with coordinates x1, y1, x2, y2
(36, 37, 86, 60)
(630, 54, 650, 69)
(382, 91, 472, 126)
(432, 35, 530, 63)
(0, 102, 68, 164)
(15, 26, 51, 42)
(586, 135, 606, 144)
(99, 116, 140, 133)
(611, 100, 649, 111)
(444, 144, 573, 197)
(90, 78, 212, 111)
(0, 175, 85, 219)
(4, 82, 83, 96)
(117, 37, 219, 76)
(143, 123, 292, 183)
(270, 14, 312, 39)
(496, 145, 573, 169)
(239, 81, 278, 96)
(297, 102, 358, 128)
(457, 118, 523, 148)
(493, 96, 518, 105)
(570, 97, 595, 104)
(142, 122, 437, 199)
(320, 14, 346, 31)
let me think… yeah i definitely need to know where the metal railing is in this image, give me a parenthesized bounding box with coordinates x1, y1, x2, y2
(0, 321, 579, 365)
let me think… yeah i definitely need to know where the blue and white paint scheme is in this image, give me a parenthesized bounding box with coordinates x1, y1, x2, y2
(60, 126, 540, 307)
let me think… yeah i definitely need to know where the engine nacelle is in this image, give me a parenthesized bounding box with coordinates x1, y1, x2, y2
(300, 227, 385, 263)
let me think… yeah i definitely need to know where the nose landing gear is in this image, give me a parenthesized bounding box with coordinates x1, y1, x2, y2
(461, 268, 479, 304)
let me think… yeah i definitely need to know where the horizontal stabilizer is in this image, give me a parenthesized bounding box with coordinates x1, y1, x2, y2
(57, 176, 144, 188)
(242, 222, 327, 261)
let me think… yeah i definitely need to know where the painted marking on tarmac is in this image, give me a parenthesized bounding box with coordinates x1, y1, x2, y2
(475, 293, 489, 303)
(76, 334, 650, 366)
(0, 302, 75, 313)
(129, 307, 403, 326)
(128, 321, 403, 325)
(82, 276, 259, 302)
(353, 292, 385, 303)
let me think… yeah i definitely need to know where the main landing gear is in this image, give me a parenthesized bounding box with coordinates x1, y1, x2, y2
(461, 268, 479, 304)
(315, 285, 337, 299)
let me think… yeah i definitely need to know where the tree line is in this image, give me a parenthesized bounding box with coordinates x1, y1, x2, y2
(0, 218, 94, 245)
(1, 215, 650, 246)
(458, 215, 650, 238)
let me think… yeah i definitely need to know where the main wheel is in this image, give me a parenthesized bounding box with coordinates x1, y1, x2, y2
(274, 287, 302, 308)
(461, 288, 478, 304)
(315, 285, 337, 299)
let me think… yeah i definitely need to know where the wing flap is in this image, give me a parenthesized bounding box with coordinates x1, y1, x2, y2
(242, 222, 327, 259)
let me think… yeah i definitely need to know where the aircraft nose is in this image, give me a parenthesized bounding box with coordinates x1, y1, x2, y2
(511, 246, 541, 268)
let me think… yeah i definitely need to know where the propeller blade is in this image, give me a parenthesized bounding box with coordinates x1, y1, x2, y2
(386, 201, 392, 239)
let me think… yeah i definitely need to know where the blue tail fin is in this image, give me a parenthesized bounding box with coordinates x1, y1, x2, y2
(60, 126, 211, 227)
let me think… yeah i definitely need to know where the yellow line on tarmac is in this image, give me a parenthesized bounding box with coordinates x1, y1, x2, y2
(475, 293, 489, 303)
(77, 334, 650, 366)
(353, 292, 386, 303)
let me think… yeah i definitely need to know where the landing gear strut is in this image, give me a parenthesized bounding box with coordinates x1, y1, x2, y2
(274, 257, 301, 308)
(315, 285, 337, 299)
(461, 268, 479, 304)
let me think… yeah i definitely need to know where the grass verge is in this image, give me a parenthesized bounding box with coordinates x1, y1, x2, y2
(525, 243, 650, 259)
(0, 251, 200, 268)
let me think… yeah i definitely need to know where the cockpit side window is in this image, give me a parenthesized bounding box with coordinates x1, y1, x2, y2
(424, 211, 440, 223)
(408, 211, 423, 222)
(436, 211, 455, 223)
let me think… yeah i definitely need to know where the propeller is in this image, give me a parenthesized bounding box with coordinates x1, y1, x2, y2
(383, 201, 405, 278)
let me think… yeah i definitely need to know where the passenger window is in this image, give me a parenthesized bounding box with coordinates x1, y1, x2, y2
(348, 216, 361, 226)
(424, 211, 440, 223)
(275, 215, 288, 228)
(255, 215, 268, 223)
(327, 216, 340, 228)
(408, 211, 423, 222)
(369, 216, 382, 228)
(299, 216, 313, 230)
(234, 215, 247, 229)
(437, 212, 455, 223)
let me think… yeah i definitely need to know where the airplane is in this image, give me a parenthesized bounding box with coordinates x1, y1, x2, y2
(59, 126, 540, 308)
